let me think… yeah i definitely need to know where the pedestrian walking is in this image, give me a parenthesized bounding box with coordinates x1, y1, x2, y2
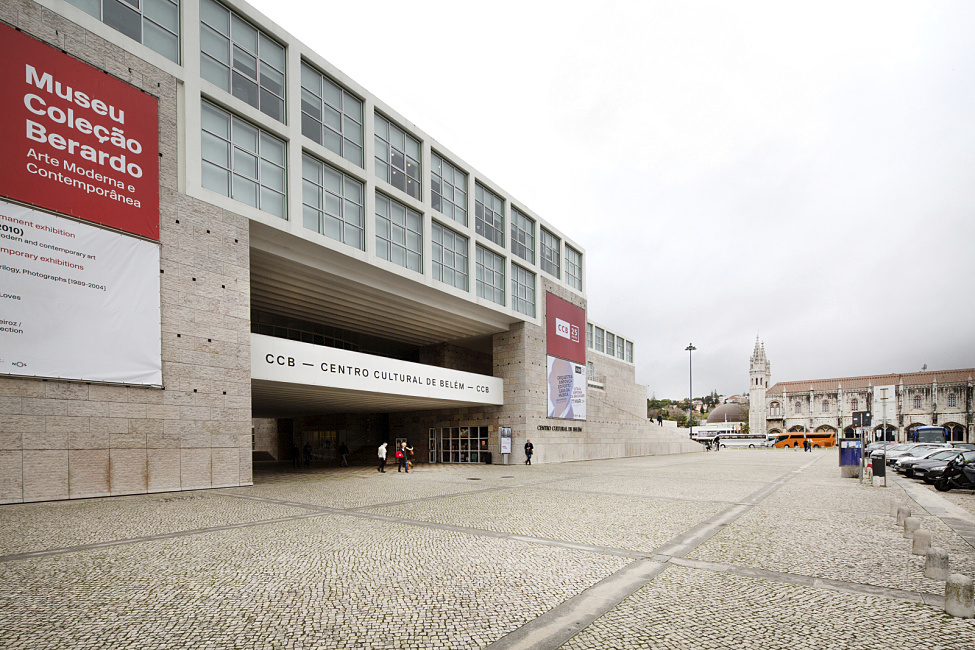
(339, 441, 349, 467)
(713, 435, 720, 451)
(407, 444, 415, 471)
(657, 415, 663, 426)
(397, 441, 412, 473)
(525, 439, 534, 465)
(377, 442, 387, 473)
(291, 443, 300, 469)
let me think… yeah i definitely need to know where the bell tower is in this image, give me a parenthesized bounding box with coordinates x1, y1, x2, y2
(749, 337, 770, 437)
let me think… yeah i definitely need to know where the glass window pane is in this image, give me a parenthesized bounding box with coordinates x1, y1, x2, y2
(231, 14, 258, 52)
(201, 161, 229, 195)
(323, 129, 341, 155)
(260, 34, 285, 70)
(232, 174, 258, 207)
(104, 0, 141, 41)
(144, 0, 178, 32)
(261, 188, 285, 218)
(259, 89, 283, 122)
(202, 103, 230, 138)
(232, 119, 258, 151)
(144, 20, 178, 60)
(343, 143, 362, 167)
(260, 160, 284, 191)
(300, 63, 321, 96)
(302, 205, 321, 233)
(201, 0, 229, 34)
(322, 77, 342, 109)
(234, 149, 257, 178)
(260, 133, 285, 165)
(201, 25, 230, 63)
(202, 132, 230, 166)
(232, 71, 259, 108)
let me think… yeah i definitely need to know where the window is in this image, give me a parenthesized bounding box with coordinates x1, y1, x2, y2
(948, 393, 957, 408)
(586, 323, 593, 349)
(432, 222, 468, 291)
(565, 245, 582, 290)
(66, 0, 179, 62)
(794, 402, 801, 414)
(300, 63, 363, 167)
(201, 102, 286, 217)
(510, 208, 534, 263)
(439, 426, 489, 463)
(200, 0, 285, 121)
(617, 337, 625, 360)
(431, 153, 467, 225)
(822, 400, 829, 413)
(770, 402, 782, 417)
(475, 245, 505, 306)
(375, 193, 421, 273)
(605, 332, 615, 357)
(625, 340, 633, 363)
(913, 395, 921, 409)
(375, 114, 420, 200)
(475, 184, 504, 246)
(301, 153, 364, 248)
(511, 265, 536, 317)
(540, 227, 560, 278)
(594, 327, 604, 353)
(851, 398, 859, 411)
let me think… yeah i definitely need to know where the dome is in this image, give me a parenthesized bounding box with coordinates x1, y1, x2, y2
(706, 403, 746, 424)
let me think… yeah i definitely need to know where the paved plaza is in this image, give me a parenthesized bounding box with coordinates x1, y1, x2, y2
(3, 449, 975, 649)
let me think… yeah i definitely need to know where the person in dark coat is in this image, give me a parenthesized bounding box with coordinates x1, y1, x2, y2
(524, 440, 534, 465)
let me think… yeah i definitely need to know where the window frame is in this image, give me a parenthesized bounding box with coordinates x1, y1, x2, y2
(375, 113, 421, 200)
(432, 220, 469, 291)
(475, 244, 505, 306)
(200, 0, 286, 122)
(300, 152, 364, 248)
(539, 227, 561, 278)
(510, 263, 536, 318)
(431, 152, 468, 226)
(510, 207, 535, 264)
(565, 245, 582, 290)
(474, 183, 505, 246)
(300, 62, 364, 167)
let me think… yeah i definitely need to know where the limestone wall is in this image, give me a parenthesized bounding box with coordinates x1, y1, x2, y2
(0, 1, 253, 503)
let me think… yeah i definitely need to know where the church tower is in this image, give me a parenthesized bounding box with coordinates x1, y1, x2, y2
(749, 337, 770, 437)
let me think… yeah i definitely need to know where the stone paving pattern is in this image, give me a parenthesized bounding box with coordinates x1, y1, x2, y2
(2, 448, 975, 649)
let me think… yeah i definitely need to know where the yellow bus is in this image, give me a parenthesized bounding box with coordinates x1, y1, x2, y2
(770, 432, 836, 448)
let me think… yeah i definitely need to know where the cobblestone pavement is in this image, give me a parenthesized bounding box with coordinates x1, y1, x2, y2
(2, 449, 975, 649)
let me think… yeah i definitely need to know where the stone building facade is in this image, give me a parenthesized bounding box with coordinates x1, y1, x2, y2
(1, 0, 694, 504)
(750, 341, 973, 443)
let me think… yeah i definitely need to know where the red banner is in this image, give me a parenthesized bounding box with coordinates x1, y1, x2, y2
(546, 293, 586, 364)
(0, 24, 159, 240)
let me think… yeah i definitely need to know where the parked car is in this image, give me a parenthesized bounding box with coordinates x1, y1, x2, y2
(875, 443, 945, 466)
(915, 450, 975, 483)
(896, 448, 959, 478)
(865, 441, 897, 456)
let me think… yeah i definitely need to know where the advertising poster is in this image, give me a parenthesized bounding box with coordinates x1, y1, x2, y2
(0, 200, 162, 385)
(500, 427, 512, 454)
(547, 355, 587, 420)
(0, 23, 160, 240)
(545, 293, 587, 420)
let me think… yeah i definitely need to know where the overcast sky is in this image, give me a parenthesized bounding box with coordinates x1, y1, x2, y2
(250, 0, 975, 399)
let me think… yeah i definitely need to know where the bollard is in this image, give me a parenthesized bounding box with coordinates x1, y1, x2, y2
(912, 530, 933, 556)
(903, 517, 921, 539)
(925, 547, 950, 580)
(890, 500, 905, 518)
(896, 505, 911, 526)
(945, 574, 974, 618)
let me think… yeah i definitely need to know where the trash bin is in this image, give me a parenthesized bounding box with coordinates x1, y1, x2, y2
(483, 451, 492, 464)
(873, 454, 886, 477)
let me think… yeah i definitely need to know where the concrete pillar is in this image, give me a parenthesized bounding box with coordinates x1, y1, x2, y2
(896, 505, 911, 526)
(890, 500, 905, 518)
(903, 517, 920, 539)
(925, 547, 950, 580)
(945, 574, 974, 618)
(912, 530, 933, 556)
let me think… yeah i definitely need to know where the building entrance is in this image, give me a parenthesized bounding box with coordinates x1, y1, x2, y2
(430, 426, 489, 463)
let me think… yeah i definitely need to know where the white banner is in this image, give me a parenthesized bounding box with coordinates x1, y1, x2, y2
(0, 200, 161, 385)
(547, 355, 587, 420)
(252, 334, 503, 404)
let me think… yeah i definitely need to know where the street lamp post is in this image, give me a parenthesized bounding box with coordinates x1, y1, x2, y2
(685, 343, 696, 439)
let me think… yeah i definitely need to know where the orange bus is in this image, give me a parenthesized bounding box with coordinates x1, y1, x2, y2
(770, 432, 836, 448)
